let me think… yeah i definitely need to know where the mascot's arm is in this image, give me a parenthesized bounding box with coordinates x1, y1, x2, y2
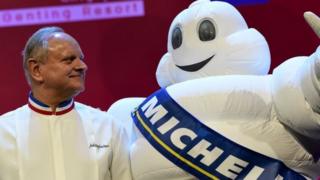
(156, 53, 176, 88)
(271, 47, 320, 178)
(106, 97, 146, 142)
(272, 48, 320, 140)
(272, 12, 320, 140)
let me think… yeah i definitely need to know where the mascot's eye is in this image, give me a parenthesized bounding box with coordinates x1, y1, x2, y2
(198, 20, 216, 41)
(171, 27, 182, 49)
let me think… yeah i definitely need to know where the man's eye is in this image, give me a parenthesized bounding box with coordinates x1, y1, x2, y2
(79, 54, 85, 61)
(63, 56, 76, 63)
(63, 59, 73, 64)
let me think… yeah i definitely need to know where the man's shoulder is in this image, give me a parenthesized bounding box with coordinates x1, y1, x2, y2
(0, 105, 27, 122)
(0, 105, 27, 133)
(73, 102, 122, 130)
(74, 102, 111, 120)
(74, 102, 105, 114)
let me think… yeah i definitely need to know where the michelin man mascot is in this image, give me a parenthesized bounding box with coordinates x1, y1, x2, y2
(107, 0, 320, 179)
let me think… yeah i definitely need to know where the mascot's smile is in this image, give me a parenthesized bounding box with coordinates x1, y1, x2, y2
(176, 55, 214, 72)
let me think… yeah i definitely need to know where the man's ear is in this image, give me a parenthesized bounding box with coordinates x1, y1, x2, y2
(27, 58, 44, 83)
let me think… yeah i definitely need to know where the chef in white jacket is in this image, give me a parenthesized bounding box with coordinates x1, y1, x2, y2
(0, 26, 132, 180)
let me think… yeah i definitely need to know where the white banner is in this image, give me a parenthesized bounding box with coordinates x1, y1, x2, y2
(0, 0, 144, 27)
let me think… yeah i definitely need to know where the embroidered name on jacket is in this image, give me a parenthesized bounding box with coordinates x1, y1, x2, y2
(89, 144, 109, 149)
(132, 89, 306, 180)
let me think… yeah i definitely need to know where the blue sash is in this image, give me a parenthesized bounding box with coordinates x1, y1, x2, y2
(132, 88, 306, 180)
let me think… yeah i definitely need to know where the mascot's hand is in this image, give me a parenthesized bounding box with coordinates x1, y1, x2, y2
(314, 46, 320, 82)
(304, 11, 320, 38)
(156, 53, 175, 88)
(304, 11, 320, 82)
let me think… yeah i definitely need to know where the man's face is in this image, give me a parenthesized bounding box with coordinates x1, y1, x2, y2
(40, 33, 88, 97)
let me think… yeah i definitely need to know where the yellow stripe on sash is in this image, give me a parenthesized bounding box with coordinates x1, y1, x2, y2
(135, 111, 219, 180)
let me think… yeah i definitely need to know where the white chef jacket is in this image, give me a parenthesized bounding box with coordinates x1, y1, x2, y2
(0, 94, 132, 180)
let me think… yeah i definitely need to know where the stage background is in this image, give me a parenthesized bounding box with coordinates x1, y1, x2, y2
(0, 0, 319, 114)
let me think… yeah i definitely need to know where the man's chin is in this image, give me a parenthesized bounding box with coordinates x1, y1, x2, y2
(74, 86, 85, 95)
(66, 85, 85, 98)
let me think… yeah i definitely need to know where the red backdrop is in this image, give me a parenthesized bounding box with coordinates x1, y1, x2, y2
(0, 0, 319, 114)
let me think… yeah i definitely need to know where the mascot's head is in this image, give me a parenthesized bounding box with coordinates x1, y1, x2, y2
(156, 0, 271, 87)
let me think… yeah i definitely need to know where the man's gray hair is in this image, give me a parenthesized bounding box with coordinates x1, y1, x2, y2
(22, 26, 64, 84)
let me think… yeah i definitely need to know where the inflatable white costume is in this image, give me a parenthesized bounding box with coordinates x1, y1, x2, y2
(107, 0, 320, 179)
(155, 0, 270, 87)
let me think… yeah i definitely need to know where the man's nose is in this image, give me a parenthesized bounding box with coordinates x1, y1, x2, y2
(75, 58, 88, 71)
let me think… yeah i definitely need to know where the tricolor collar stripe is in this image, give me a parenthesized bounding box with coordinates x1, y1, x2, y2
(28, 94, 74, 115)
(29, 93, 49, 107)
(28, 96, 74, 112)
(28, 103, 54, 115)
(28, 102, 74, 115)
(55, 103, 74, 115)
